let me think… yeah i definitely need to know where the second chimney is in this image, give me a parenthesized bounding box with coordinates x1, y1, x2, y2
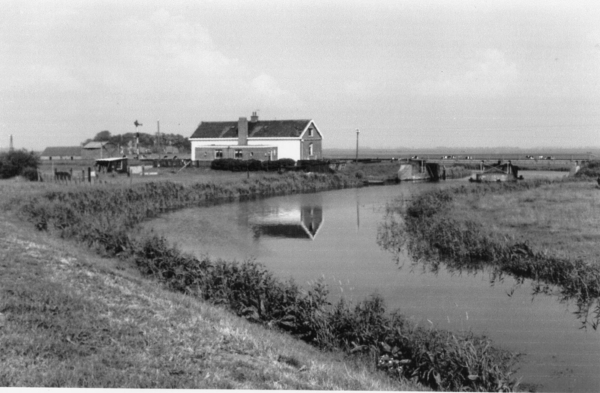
(251, 111, 258, 123)
(238, 117, 248, 146)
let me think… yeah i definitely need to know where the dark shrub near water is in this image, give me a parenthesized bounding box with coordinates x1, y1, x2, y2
(15, 174, 520, 391)
(211, 158, 333, 173)
(211, 158, 296, 172)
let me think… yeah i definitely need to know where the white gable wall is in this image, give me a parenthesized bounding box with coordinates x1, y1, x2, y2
(258, 139, 301, 161)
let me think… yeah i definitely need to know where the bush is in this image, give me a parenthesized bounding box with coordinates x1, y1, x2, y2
(211, 158, 298, 172)
(297, 160, 334, 173)
(0, 149, 40, 180)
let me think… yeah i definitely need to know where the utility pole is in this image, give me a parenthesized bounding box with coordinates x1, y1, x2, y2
(9, 134, 14, 151)
(134, 120, 142, 157)
(156, 120, 161, 153)
(355, 129, 360, 163)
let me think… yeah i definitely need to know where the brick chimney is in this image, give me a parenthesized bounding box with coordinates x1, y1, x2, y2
(250, 111, 259, 123)
(238, 117, 248, 146)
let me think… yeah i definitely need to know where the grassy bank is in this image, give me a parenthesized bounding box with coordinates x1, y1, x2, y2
(0, 211, 411, 389)
(379, 178, 600, 328)
(5, 172, 521, 391)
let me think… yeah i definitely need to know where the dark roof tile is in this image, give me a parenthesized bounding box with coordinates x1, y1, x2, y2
(191, 120, 312, 139)
(41, 146, 82, 157)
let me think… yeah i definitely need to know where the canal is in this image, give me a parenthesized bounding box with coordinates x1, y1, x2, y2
(142, 174, 599, 392)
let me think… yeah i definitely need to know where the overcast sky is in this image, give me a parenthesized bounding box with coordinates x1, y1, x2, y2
(1, 0, 599, 151)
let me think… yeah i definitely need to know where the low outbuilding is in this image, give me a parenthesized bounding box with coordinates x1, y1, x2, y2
(95, 157, 128, 174)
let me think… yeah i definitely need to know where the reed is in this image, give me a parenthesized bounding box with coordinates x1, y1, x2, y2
(379, 179, 600, 328)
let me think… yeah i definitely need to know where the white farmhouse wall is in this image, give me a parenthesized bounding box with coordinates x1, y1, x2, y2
(252, 139, 301, 161)
(191, 138, 302, 161)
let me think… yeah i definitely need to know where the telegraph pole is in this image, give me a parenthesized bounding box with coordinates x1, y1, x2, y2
(355, 129, 360, 163)
(156, 120, 161, 153)
(134, 120, 142, 157)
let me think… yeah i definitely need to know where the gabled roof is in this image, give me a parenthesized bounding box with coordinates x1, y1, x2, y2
(41, 146, 82, 157)
(83, 141, 110, 149)
(190, 119, 314, 139)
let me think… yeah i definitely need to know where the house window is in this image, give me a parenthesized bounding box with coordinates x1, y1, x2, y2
(235, 150, 243, 159)
(309, 143, 313, 156)
(308, 128, 313, 137)
(215, 149, 223, 158)
(250, 152, 254, 157)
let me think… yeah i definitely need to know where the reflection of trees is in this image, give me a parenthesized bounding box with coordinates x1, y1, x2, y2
(377, 201, 600, 331)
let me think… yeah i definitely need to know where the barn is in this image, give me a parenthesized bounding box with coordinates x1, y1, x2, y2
(190, 112, 323, 162)
(82, 141, 118, 159)
(40, 146, 83, 160)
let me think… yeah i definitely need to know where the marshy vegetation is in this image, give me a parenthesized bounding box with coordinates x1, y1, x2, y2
(7, 172, 523, 391)
(378, 177, 600, 329)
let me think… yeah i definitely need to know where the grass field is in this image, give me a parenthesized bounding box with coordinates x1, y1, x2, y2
(447, 180, 600, 263)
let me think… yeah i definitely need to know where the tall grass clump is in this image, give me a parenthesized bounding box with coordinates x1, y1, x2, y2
(11, 173, 521, 391)
(443, 166, 472, 179)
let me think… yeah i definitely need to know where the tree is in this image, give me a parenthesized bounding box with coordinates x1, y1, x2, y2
(93, 130, 112, 142)
(0, 149, 40, 180)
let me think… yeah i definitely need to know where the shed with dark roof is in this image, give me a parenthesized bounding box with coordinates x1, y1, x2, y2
(82, 141, 119, 159)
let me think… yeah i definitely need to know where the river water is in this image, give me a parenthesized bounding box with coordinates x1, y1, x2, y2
(143, 174, 599, 392)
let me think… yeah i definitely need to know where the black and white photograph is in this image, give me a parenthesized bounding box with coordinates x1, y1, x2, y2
(1, 1, 599, 391)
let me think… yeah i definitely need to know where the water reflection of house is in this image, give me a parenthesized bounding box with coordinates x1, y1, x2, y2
(250, 205, 324, 240)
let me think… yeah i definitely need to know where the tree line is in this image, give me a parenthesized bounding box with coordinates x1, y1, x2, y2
(82, 130, 191, 153)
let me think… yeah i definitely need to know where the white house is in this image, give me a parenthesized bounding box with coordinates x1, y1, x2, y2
(190, 112, 323, 162)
